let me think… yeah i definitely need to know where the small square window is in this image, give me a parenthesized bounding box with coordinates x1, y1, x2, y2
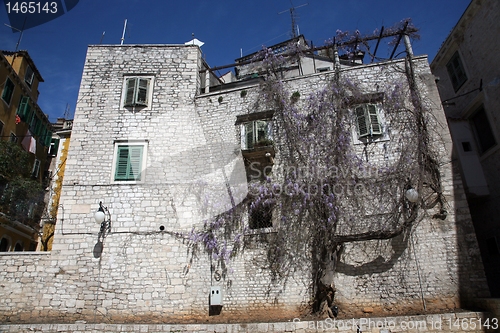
(112, 142, 147, 182)
(355, 103, 383, 138)
(2, 78, 15, 105)
(25, 66, 34, 88)
(446, 51, 467, 92)
(122, 76, 154, 109)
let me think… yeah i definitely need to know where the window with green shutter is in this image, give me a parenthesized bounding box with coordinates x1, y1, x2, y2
(355, 104, 383, 138)
(17, 96, 31, 122)
(2, 78, 15, 105)
(124, 77, 151, 107)
(114, 145, 144, 181)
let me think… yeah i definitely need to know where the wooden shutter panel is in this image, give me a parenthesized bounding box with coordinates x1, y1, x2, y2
(115, 146, 131, 180)
(136, 78, 149, 105)
(115, 145, 143, 181)
(367, 104, 382, 135)
(128, 146, 143, 180)
(356, 106, 369, 137)
(17, 96, 30, 121)
(124, 78, 136, 106)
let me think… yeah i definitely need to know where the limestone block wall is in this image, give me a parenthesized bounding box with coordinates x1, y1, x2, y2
(0, 46, 489, 324)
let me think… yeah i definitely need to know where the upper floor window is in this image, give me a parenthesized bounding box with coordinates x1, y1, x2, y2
(470, 105, 496, 154)
(122, 76, 154, 109)
(446, 51, 467, 92)
(354, 103, 382, 138)
(2, 78, 15, 105)
(17, 96, 32, 122)
(25, 65, 34, 88)
(241, 120, 273, 150)
(112, 142, 148, 182)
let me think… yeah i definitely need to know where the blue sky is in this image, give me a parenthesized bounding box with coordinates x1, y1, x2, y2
(1, 0, 471, 121)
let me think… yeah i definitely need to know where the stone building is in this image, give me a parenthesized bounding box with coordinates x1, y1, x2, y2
(430, 0, 500, 297)
(0, 32, 490, 324)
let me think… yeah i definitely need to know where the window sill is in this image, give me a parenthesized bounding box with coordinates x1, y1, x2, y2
(245, 227, 277, 235)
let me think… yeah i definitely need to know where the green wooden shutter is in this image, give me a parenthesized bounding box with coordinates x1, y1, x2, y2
(356, 106, 369, 137)
(128, 146, 143, 180)
(124, 78, 136, 106)
(367, 104, 382, 135)
(17, 96, 30, 121)
(49, 138, 59, 156)
(115, 145, 143, 181)
(136, 78, 149, 105)
(2, 78, 14, 103)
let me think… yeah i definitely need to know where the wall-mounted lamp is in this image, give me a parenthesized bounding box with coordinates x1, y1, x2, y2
(95, 201, 111, 238)
(405, 188, 419, 203)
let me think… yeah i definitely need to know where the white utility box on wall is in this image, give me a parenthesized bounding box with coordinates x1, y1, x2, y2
(210, 286, 222, 306)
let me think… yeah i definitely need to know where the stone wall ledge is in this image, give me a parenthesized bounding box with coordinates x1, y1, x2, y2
(0, 311, 498, 333)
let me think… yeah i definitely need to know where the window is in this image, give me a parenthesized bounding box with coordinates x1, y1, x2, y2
(470, 105, 496, 154)
(2, 78, 14, 104)
(0, 237, 9, 252)
(122, 76, 153, 108)
(0, 121, 3, 137)
(24, 65, 34, 88)
(355, 104, 382, 138)
(48, 138, 60, 157)
(249, 201, 273, 229)
(241, 120, 273, 150)
(32, 159, 40, 178)
(17, 96, 31, 122)
(9, 133, 17, 143)
(446, 51, 467, 92)
(14, 242, 23, 252)
(112, 142, 147, 182)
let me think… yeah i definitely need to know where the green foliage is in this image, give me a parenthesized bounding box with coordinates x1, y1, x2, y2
(0, 140, 32, 179)
(0, 140, 45, 229)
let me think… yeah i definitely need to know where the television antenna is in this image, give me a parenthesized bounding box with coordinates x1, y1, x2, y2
(279, 1, 308, 38)
(4, 17, 27, 52)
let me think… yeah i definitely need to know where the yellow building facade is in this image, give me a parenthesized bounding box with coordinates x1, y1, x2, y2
(0, 50, 53, 251)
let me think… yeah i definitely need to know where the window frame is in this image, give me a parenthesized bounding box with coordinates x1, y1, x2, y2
(121, 75, 154, 110)
(354, 103, 383, 138)
(469, 105, 496, 155)
(446, 51, 468, 92)
(24, 65, 34, 88)
(240, 120, 273, 150)
(2, 77, 15, 105)
(111, 141, 148, 183)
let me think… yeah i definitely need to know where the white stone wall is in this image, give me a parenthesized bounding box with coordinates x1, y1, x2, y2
(0, 46, 489, 323)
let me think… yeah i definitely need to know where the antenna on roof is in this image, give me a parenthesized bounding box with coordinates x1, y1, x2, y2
(120, 19, 127, 45)
(63, 103, 71, 119)
(279, 1, 308, 38)
(100, 31, 105, 44)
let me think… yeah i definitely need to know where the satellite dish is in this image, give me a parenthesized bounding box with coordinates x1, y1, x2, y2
(185, 38, 204, 47)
